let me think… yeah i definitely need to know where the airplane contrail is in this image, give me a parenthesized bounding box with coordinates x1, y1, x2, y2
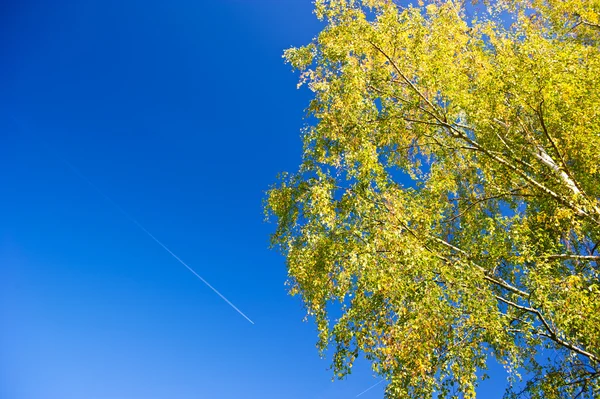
(7, 114, 257, 326)
(356, 379, 386, 397)
(61, 158, 255, 325)
(59, 157, 254, 324)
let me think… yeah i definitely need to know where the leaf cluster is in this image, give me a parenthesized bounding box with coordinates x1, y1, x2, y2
(266, 1, 600, 397)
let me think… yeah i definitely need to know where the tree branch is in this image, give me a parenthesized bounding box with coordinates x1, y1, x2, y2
(494, 295, 599, 363)
(368, 40, 443, 120)
(545, 254, 600, 261)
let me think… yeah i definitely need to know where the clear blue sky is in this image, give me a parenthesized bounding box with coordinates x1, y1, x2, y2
(0, 1, 507, 398)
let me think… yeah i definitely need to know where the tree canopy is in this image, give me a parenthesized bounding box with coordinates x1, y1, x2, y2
(266, 0, 600, 397)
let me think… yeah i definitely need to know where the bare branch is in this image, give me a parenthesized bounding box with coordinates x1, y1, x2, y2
(545, 254, 600, 261)
(495, 295, 599, 363)
(581, 19, 600, 29)
(368, 40, 443, 119)
(445, 189, 527, 223)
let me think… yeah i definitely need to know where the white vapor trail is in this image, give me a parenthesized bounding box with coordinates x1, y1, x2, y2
(60, 157, 255, 325)
(356, 379, 386, 397)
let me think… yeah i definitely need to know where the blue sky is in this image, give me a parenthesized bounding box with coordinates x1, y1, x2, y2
(1, 1, 507, 398)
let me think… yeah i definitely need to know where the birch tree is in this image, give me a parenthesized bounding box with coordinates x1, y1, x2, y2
(266, 0, 600, 397)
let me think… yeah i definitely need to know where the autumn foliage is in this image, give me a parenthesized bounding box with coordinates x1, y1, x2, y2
(267, 1, 600, 397)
